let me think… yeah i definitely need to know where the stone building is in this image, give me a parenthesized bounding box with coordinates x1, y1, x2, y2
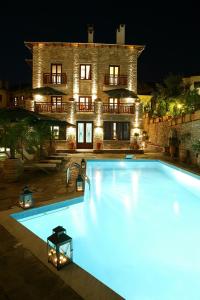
(0, 80, 9, 108)
(183, 75, 200, 94)
(25, 24, 145, 150)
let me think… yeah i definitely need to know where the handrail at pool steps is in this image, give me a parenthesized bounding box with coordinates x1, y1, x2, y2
(66, 161, 90, 190)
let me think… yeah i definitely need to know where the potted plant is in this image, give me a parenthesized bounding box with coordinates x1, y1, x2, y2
(178, 132, 191, 162)
(67, 135, 75, 150)
(96, 139, 102, 150)
(192, 140, 200, 167)
(169, 136, 179, 158)
(0, 120, 28, 182)
(131, 133, 140, 150)
(168, 129, 179, 159)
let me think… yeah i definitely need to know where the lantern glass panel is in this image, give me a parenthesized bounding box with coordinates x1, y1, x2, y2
(47, 241, 57, 267)
(19, 193, 33, 208)
(76, 176, 84, 191)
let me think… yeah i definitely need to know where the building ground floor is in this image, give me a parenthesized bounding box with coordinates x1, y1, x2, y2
(51, 114, 144, 151)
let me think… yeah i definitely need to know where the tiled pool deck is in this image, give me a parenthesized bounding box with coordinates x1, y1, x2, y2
(0, 152, 200, 299)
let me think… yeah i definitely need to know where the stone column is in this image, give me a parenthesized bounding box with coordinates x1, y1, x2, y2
(66, 98, 76, 147)
(94, 98, 103, 149)
(130, 99, 143, 144)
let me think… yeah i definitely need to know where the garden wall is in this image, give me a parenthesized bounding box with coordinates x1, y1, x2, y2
(143, 110, 200, 164)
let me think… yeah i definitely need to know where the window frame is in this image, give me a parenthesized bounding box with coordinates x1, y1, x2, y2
(51, 64, 62, 84)
(109, 65, 120, 85)
(103, 121, 130, 141)
(80, 64, 92, 80)
(78, 96, 92, 111)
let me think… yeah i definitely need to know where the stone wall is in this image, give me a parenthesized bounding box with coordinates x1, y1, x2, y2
(143, 111, 200, 163)
(29, 42, 144, 150)
(32, 43, 140, 101)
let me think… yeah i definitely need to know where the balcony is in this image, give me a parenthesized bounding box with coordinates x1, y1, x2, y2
(43, 73, 67, 85)
(35, 102, 69, 113)
(104, 75, 127, 86)
(76, 104, 94, 112)
(103, 104, 134, 114)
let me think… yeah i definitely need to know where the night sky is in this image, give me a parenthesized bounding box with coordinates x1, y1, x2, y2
(1, 3, 200, 86)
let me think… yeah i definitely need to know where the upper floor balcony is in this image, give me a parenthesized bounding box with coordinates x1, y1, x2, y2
(35, 102, 69, 113)
(43, 73, 67, 85)
(34, 102, 135, 114)
(104, 75, 127, 86)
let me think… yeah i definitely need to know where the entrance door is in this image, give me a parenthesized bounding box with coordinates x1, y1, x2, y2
(77, 121, 93, 149)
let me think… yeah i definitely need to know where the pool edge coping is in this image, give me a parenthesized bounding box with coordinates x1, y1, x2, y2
(0, 195, 124, 300)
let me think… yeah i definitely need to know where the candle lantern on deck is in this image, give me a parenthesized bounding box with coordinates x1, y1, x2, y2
(19, 185, 34, 209)
(81, 158, 86, 169)
(47, 226, 73, 270)
(76, 173, 84, 192)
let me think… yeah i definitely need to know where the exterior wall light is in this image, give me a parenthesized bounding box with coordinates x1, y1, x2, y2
(19, 186, 34, 209)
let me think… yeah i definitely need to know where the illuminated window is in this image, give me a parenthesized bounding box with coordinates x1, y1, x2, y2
(109, 98, 119, 112)
(104, 122, 130, 140)
(78, 96, 92, 111)
(51, 96, 62, 112)
(80, 64, 91, 80)
(51, 126, 59, 139)
(14, 97, 18, 106)
(51, 64, 62, 84)
(109, 66, 119, 85)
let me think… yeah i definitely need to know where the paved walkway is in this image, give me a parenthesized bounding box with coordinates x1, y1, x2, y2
(0, 152, 200, 300)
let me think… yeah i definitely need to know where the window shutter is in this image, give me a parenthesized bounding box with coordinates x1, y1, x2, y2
(59, 125, 66, 140)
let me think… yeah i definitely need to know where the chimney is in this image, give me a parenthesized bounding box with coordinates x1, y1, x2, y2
(88, 24, 94, 43)
(116, 24, 125, 45)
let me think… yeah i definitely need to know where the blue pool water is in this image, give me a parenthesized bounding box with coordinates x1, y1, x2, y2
(12, 160, 200, 300)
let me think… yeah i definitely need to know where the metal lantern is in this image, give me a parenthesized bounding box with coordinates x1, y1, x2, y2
(81, 158, 86, 169)
(47, 226, 73, 270)
(19, 186, 34, 209)
(76, 174, 84, 192)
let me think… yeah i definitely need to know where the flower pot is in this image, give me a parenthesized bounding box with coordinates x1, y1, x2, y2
(169, 145, 176, 158)
(179, 148, 187, 162)
(96, 142, 102, 150)
(196, 153, 200, 167)
(69, 142, 75, 150)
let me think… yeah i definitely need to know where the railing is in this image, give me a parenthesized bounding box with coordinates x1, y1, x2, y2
(43, 73, 67, 84)
(35, 102, 69, 113)
(76, 104, 94, 112)
(103, 104, 134, 114)
(104, 75, 127, 86)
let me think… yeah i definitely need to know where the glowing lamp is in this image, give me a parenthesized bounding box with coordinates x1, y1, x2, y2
(76, 174, 84, 192)
(19, 186, 34, 209)
(47, 226, 73, 270)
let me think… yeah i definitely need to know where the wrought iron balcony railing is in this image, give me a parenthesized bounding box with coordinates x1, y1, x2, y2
(76, 104, 94, 112)
(104, 75, 127, 86)
(103, 103, 134, 114)
(35, 102, 69, 113)
(43, 73, 67, 84)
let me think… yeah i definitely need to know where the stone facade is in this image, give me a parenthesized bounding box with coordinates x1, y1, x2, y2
(26, 39, 145, 150)
(0, 80, 9, 108)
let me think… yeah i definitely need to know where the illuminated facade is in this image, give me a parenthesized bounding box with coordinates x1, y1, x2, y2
(25, 25, 145, 150)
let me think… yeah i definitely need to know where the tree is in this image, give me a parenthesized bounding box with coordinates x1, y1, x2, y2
(184, 89, 200, 112)
(0, 119, 29, 159)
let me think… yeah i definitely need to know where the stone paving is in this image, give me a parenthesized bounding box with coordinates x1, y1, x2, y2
(0, 152, 200, 300)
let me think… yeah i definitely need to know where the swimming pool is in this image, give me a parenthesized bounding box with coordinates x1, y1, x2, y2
(12, 160, 200, 300)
